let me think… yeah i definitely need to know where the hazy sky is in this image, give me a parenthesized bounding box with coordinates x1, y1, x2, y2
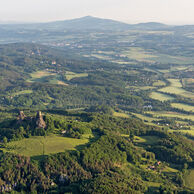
(0, 0, 194, 24)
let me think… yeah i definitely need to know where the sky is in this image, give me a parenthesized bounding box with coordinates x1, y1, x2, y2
(0, 0, 194, 24)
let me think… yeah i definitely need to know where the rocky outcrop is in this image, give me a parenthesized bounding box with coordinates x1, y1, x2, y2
(18, 111, 26, 121)
(36, 111, 46, 129)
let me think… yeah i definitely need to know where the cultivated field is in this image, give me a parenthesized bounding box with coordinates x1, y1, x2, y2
(150, 91, 175, 101)
(184, 170, 194, 189)
(122, 47, 156, 62)
(146, 111, 194, 122)
(152, 80, 166, 87)
(171, 103, 194, 112)
(159, 79, 194, 99)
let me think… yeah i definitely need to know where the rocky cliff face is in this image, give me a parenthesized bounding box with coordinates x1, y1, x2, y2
(17, 111, 26, 123)
(36, 111, 46, 129)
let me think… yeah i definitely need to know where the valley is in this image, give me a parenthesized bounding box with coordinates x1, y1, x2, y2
(0, 16, 193, 193)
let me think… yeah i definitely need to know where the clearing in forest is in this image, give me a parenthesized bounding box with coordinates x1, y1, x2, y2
(65, 71, 88, 81)
(1, 134, 89, 157)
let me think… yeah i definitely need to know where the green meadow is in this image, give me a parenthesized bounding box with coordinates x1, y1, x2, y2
(65, 71, 88, 81)
(146, 111, 194, 122)
(150, 91, 175, 101)
(184, 170, 194, 189)
(11, 90, 33, 97)
(171, 103, 194, 112)
(1, 134, 89, 157)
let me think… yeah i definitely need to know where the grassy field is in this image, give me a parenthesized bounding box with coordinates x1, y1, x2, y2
(152, 80, 166, 87)
(65, 71, 88, 81)
(146, 111, 194, 122)
(132, 113, 159, 123)
(113, 111, 129, 118)
(1, 134, 89, 157)
(171, 103, 194, 112)
(27, 70, 69, 86)
(134, 135, 160, 145)
(184, 169, 194, 189)
(122, 47, 157, 62)
(159, 79, 194, 99)
(30, 70, 56, 79)
(150, 91, 175, 101)
(11, 90, 33, 97)
(27, 70, 57, 83)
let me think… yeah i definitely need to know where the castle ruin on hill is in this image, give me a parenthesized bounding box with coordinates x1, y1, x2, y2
(17, 110, 46, 129)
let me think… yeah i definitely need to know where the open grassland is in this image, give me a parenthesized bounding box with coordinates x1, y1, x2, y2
(152, 80, 166, 87)
(1, 134, 89, 157)
(122, 47, 157, 62)
(184, 170, 194, 189)
(132, 113, 159, 123)
(65, 71, 88, 81)
(146, 111, 194, 122)
(27, 70, 68, 85)
(152, 54, 194, 64)
(27, 70, 57, 83)
(113, 111, 129, 118)
(56, 80, 69, 86)
(121, 47, 194, 64)
(11, 90, 33, 97)
(134, 135, 160, 145)
(30, 70, 56, 79)
(183, 78, 194, 85)
(171, 103, 194, 112)
(150, 91, 175, 101)
(159, 79, 194, 99)
(163, 166, 178, 173)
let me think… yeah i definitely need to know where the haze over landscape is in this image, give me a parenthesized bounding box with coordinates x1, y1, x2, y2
(0, 1, 194, 193)
(1, 0, 194, 24)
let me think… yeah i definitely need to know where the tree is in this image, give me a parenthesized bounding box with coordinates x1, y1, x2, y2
(3, 136, 7, 146)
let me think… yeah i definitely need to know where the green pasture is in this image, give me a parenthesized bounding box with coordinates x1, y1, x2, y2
(146, 111, 194, 122)
(134, 135, 160, 145)
(171, 103, 194, 112)
(1, 134, 90, 157)
(65, 71, 88, 81)
(152, 80, 166, 87)
(184, 169, 194, 189)
(113, 111, 129, 118)
(122, 47, 157, 62)
(150, 92, 175, 101)
(158, 79, 194, 99)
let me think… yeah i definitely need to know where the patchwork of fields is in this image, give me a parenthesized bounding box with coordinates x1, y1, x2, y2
(159, 79, 194, 99)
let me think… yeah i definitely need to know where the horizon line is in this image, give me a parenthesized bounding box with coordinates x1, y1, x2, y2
(0, 15, 193, 26)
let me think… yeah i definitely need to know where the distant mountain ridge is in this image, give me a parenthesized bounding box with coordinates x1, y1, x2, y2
(0, 16, 170, 31)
